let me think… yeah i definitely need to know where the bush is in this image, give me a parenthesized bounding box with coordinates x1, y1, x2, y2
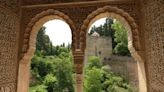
(87, 56, 102, 69)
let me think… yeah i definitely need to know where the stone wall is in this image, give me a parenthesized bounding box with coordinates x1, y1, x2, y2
(104, 55, 138, 89)
(85, 35, 112, 64)
(141, 0, 164, 91)
(0, 7, 19, 92)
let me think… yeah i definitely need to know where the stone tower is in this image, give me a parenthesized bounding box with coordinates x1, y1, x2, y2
(85, 31, 112, 64)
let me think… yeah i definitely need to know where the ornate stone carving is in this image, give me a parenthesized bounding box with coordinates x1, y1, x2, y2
(80, 6, 140, 52)
(73, 50, 84, 74)
(142, 0, 164, 91)
(0, 0, 19, 13)
(0, 83, 16, 92)
(0, 7, 19, 92)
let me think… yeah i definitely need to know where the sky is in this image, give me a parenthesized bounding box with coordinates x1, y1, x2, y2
(88, 18, 106, 33)
(43, 18, 106, 46)
(43, 19, 72, 46)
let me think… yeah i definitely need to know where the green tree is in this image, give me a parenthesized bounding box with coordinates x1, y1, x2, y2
(36, 27, 52, 55)
(84, 56, 102, 92)
(87, 56, 102, 69)
(112, 20, 130, 56)
(30, 85, 47, 92)
(84, 67, 102, 92)
(54, 52, 74, 92)
(103, 18, 113, 37)
(84, 56, 135, 92)
(89, 18, 114, 37)
(31, 25, 75, 92)
(44, 74, 57, 92)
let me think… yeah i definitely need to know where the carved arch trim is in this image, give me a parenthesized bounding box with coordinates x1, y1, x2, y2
(80, 6, 141, 54)
(79, 6, 147, 92)
(20, 9, 77, 63)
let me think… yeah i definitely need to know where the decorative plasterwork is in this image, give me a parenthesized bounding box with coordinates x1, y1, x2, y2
(0, 0, 20, 13)
(0, 6, 19, 92)
(20, 9, 76, 62)
(73, 50, 84, 74)
(80, 6, 140, 53)
(142, 0, 164, 91)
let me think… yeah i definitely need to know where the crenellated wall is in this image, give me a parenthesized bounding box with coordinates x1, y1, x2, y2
(141, 0, 164, 91)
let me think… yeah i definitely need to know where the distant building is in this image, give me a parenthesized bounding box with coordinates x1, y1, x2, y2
(85, 32, 139, 88)
(85, 31, 112, 64)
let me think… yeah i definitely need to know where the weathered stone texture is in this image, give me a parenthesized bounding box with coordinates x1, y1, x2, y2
(0, 0, 20, 13)
(105, 56, 139, 88)
(85, 35, 113, 63)
(21, 2, 137, 31)
(142, 0, 164, 91)
(0, 7, 19, 92)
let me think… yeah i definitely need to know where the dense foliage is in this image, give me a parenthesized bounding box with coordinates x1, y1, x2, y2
(111, 21, 130, 56)
(30, 27, 74, 92)
(84, 56, 135, 92)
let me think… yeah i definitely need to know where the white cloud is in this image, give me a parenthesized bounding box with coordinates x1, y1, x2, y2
(43, 19, 72, 46)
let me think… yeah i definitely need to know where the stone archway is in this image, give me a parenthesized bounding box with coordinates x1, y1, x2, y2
(17, 9, 76, 92)
(80, 6, 147, 92)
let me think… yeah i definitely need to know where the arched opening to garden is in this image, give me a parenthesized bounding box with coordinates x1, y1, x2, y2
(29, 19, 74, 92)
(84, 17, 139, 92)
(80, 6, 147, 92)
(17, 10, 76, 92)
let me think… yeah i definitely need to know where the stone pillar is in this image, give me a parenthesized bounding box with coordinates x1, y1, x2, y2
(17, 49, 35, 92)
(76, 74, 83, 92)
(73, 49, 84, 92)
(17, 62, 30, 92)
(17, 58, 31, 92)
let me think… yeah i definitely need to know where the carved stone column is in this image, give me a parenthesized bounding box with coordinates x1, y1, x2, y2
(76, 74, 83, 92)
(73, 49, 84, 92)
